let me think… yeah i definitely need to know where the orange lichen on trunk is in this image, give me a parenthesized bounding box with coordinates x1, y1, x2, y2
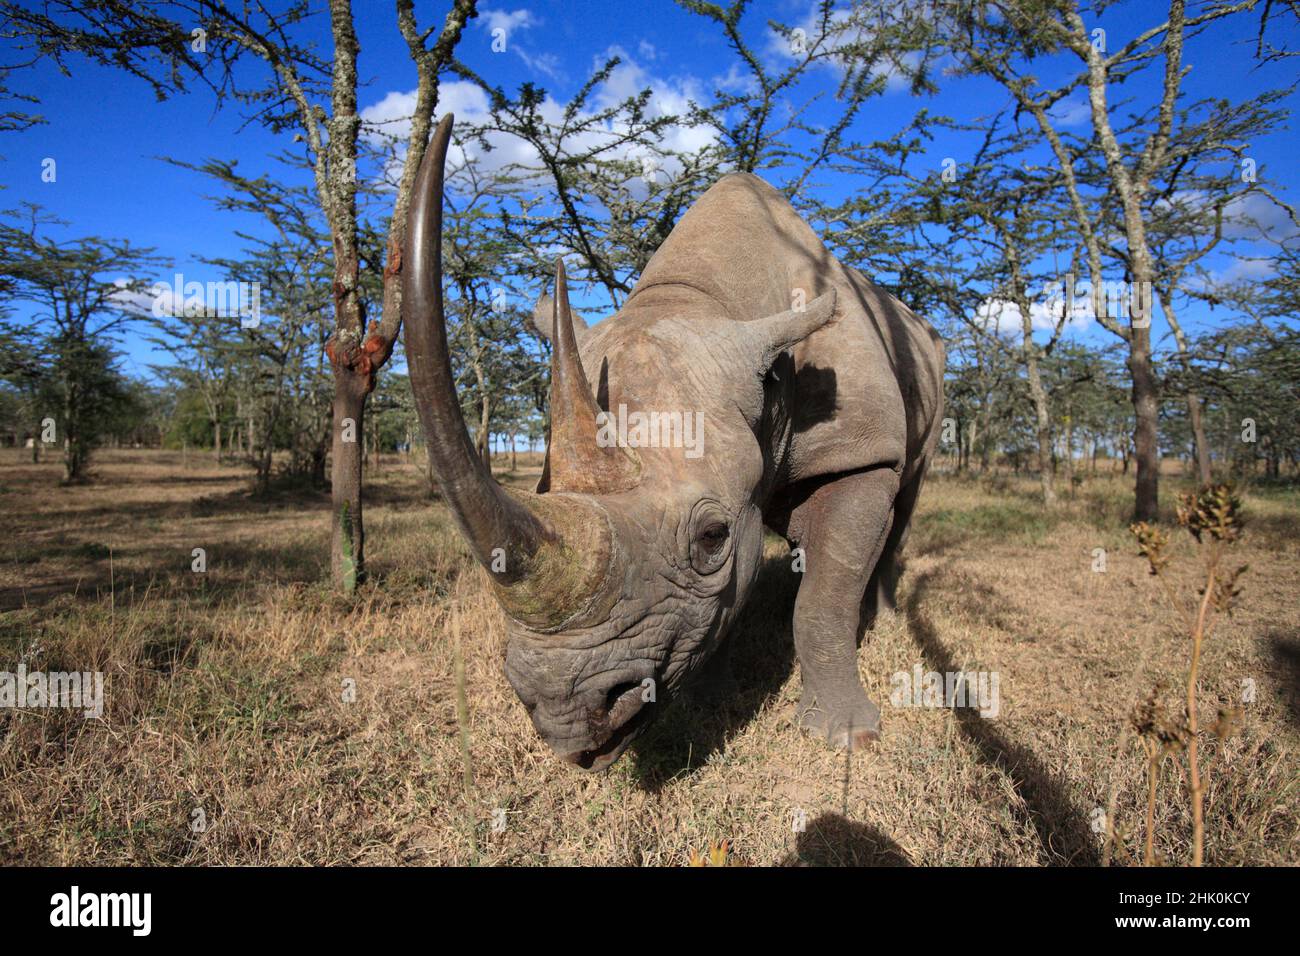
(325, 320, 393, 394)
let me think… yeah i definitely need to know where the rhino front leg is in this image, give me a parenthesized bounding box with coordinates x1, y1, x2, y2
(863, 465, 925, 627)
(791, 467, 899, 751)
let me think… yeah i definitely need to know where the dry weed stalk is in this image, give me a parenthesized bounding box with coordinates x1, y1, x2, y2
(450, 608, 478, 857)
(1129, 483, 1247, 866)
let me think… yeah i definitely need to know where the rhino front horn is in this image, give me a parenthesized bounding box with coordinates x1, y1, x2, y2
(402, 115, 615, 630)
(544, 258, 641, 495)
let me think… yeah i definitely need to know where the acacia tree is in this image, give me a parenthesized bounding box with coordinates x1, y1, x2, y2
(1187, 320, 1299, 478)
(164, 156, 335, 489)
(853, 0, 1292, 520)
(434, 146, 546, 471)
(926, 118, 1080, 506)
(461, 0, 910, 317)
(680, 0, 925, 187)
(943, 324, 1020, 473)
(148, 295, 239, 464)
(0, 206, 163, 480)
(3, 0, 477, 588)
(828, 107, 1075, 504)
(462, 61, 709, 307)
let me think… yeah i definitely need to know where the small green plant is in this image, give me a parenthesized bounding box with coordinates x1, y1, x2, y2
(1126, 483, 1247, 866)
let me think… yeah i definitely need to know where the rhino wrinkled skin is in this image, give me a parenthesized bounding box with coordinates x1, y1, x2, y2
(404, 115, 945, 771)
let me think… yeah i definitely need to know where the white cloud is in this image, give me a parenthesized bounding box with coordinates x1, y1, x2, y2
(475, 8, 561, 81)
(1153, 188, 1300, 244)
(480, 7, 537, 36)
(361, 81, 492, 144)
(1223, 190, 1300, 243)
(1185, 253, 1278, 294)
(1048, 97, 1090, 128)
(110, 277, 158, 317)
(975, 297, 1039, 338)
(975, 287, 1096, 338)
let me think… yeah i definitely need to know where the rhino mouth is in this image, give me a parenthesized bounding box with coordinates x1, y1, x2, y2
(567, 681, 653, 771)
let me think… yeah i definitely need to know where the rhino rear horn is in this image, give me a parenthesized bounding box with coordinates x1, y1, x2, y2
(545, 258, 640, 494)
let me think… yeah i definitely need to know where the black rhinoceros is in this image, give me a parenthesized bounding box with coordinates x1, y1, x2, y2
(403, 115, 945, 770)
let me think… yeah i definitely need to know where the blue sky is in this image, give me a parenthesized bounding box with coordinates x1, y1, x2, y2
(2, 0, 1297, 381)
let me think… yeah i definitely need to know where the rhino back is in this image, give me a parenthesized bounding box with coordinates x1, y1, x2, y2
(623, 172, 945, 484)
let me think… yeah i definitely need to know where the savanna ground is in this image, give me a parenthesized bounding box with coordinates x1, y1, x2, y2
(0, 448, 1296, 866)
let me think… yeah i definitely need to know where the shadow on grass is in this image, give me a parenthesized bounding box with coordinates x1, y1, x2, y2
(0, 527, 329, 613)
(628, 551, 800, 791)
(905, 568, 1101, 866)
(778, 812, 912, 866)
(1245, 510, 1300, 551)
(1266, 631, 1300, 732)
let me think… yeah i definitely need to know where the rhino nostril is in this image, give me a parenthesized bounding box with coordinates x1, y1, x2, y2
(603, 681, 642, 717)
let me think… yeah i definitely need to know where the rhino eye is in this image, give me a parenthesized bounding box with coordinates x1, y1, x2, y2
(699, 524, 729, 549)
(691, 520, 730, 574)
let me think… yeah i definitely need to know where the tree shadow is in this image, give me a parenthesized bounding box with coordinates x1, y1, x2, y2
(0, 526, 329, 613)
(778, 812, 913, 866)
(904, 568, 1101, 865)
(629, 550, 800, 791)
(1265, 630, 1300, 732)
(1246, 511, 1300, 552)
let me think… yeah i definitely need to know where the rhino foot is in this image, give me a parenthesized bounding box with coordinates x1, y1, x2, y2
(795, 688, 881, 751)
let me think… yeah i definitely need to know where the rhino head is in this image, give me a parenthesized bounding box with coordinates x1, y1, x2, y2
(403, 116, 836, 770)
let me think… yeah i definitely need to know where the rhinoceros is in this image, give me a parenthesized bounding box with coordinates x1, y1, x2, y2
(403, 115, 945, 771)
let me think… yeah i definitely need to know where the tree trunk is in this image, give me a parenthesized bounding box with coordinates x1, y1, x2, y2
(331, 383, 366, 591)
(213, 419, 222, 464)
(1128, 326, 1160, 522)
(477, 397, 491, 475)
(62, 383, 81, 483)
(1063, 414, 1074, 496)
(1161, 292, 1212, 486)
(1180, 393, 1210, 484)
(1027, 358, 1056, 506)
(312, 436, 328, 488)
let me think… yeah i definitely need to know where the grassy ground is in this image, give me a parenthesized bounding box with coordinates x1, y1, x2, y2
(0, 449, 1296, 865)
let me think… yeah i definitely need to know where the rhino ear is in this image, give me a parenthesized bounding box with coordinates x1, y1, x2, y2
(531, 292, 588, 343)
(748, 289, 837, 369)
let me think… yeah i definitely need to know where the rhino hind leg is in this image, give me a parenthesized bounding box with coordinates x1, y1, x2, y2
(789, 467, 899, 751)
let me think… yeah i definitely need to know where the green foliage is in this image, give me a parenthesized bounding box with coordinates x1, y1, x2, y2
(0, 207, 163, 479)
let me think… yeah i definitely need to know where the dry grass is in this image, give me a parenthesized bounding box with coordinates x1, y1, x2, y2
(0, 449, 1296, 866)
